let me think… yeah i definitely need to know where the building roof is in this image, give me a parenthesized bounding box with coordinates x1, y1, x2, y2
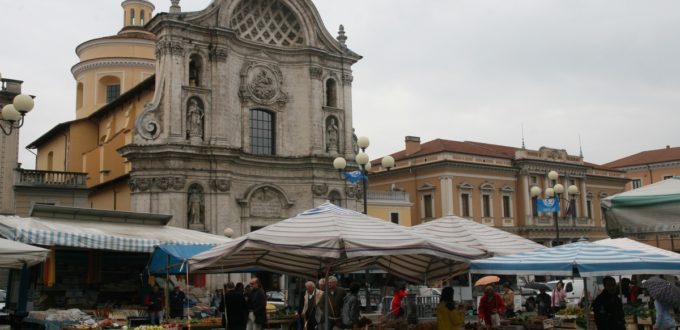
(26, 119, 81, 149)
(603, 146, 680, 168)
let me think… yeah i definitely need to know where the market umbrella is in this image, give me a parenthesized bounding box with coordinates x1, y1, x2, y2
(643, 277, 680, 307)
(475, 275, 500, 287)
(189, 202, 486, 283)
(412, 215, 545, 256)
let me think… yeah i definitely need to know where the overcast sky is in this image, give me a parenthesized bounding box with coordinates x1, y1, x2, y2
(2, 0, 679, 169)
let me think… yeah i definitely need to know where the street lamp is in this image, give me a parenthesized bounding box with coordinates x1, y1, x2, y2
(333, 136, 395, 214)
(0, 94, 35, 135)
(530, 171, 579, 246)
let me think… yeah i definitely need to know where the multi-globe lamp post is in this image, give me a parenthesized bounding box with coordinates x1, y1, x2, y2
(530, 170, 579, 246)
(0, 93, 35, 135)
(333, 136, 395, 214)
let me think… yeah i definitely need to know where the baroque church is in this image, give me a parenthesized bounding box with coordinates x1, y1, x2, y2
(30, 0, 363, 237)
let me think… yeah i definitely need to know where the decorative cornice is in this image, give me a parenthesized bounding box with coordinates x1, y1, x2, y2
(209, 179, 231, 192)
(617, 160, 680, 172)
(129, 176, 186, 192)
(155, 40, 185, 57)
(75, 38, 155, 57)
(71, 58, 155, 78)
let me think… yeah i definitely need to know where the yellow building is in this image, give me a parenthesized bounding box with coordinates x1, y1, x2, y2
(603, 145, 680, 191)
(28, 0, 156, 210)
(368, 136, 628, 246)
(367, 191, 413, 226)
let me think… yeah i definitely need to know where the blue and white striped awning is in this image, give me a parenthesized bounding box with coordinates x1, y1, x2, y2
(0, 216, 230, 253)
(470, 241, 680, 277)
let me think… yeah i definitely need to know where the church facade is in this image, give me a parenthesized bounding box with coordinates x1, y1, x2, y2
(119, 0, 362, 236)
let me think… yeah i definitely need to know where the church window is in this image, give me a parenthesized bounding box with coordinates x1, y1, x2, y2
(106, 84, 120, 103)
(76, 82, 84, 109)
(130, 9, 136, 25)
(189, 54, 203, 87)
(230, 0, 305, 47)
(325, 78, 337, 107)
(250, 109, 275, 155)
(140, 10, 146, 25)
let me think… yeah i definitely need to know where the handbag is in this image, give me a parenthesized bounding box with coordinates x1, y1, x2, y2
(490, 313, 501, 327)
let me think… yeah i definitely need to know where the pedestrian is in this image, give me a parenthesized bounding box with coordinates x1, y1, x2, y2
(391, 284, 408, 319)
(220, 282, 234, 328)
(536, 288, 552, 317)
(320, 276, 346, 329)
(592, 276, 625, 330)
(225, 282, 248, 330)
(211, 289, 223, 308)
(436, 287, 464, 330)
(552, 280, 567, 311)
(301, 280, 323, 330)
(341, 282, 361, 329)
(145, 285, 165, 325)
(246, 277, 267, 330)
(169, 285, 186, 319)
(318, 278, 326, 291)
(502, 283, 515, 318)
(478, 285, 505, 329)
(653, 298, 676, 330)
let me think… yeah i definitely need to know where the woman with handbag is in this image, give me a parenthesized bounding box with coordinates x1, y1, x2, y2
(551, 281, 567, 312)
(478, 286, 505, 329)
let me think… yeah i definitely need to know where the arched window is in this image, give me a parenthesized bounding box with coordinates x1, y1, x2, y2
(329, 190, 342, 207)
(140, 10, 146, 25)
(189, 54, 203, 87)
(47, 151, 54, 171)
(76, 82, 84, 110)
(325, 78, 337, 107)
(130, 9, 136, 25)
(250, 109, 275, 155)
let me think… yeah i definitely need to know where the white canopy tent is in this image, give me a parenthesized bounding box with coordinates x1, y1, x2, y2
(595, 237, 680, 258)
(0, 237, 48, 269)
(411, 216, 545, 256)
(189, 202, 486, 283)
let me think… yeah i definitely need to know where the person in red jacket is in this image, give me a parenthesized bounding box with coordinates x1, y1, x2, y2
(391, 285, 408, 318)
(146, 285, 165, 325)
(478, 286, 505, 329)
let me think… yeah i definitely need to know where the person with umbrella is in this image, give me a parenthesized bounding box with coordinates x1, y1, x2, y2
(592, 276, 625, 330)
(643, 276, 679, 330)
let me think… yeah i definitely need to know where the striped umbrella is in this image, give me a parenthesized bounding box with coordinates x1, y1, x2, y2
(412, 216, 545, 256)
(189, 202, 486, 283)
(643, 277, 680, 307)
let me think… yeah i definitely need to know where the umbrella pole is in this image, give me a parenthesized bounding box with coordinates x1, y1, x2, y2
(187, 264, 191, 329)
(468, 272, 475, 310)
(583, 277, 590, 330)
(324, 264, 331, 330)
(165, 254, 170, 319)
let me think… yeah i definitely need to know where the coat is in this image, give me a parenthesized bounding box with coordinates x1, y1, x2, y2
(248, 288, 267, 325)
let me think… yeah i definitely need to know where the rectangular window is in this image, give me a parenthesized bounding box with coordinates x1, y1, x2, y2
(106, 84, 120, 103)
(530, 176, 537, 185)
(461, 193, 470, 217)
(569, 198, 578, 217)
(531, 196, 538, 217)
(502, 195, 511, 218)
(482, 195, 491, 218)
(423, 195, 433, 218)
(664, 175, 674, 180)
(390, 212, 399, 224)
(250, 109, 275, 155)
(632, 179, 642, 189)
(587, 200, 593, 219)
(570, 179, 576, 186)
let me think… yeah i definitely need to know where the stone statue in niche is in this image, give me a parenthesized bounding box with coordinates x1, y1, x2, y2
(326, 117, 339, 153)
(187, 185, 204, 227)
(186, 98, 204, 139)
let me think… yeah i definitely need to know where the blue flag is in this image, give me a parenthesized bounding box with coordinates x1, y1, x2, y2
(537, 198, 560, 213)
(343, 170, 366, 184)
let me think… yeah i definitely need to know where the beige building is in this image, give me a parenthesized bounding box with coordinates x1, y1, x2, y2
(603, 145, 680, 191)
(368, 137, 628, 246)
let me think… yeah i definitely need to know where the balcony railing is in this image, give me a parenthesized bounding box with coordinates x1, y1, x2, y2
(15, 169, 87, 187)
(533, 216, 594, 227)
(367, 191, 410, 202)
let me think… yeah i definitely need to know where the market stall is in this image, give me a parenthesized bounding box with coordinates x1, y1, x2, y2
(470, 241, 680, 329)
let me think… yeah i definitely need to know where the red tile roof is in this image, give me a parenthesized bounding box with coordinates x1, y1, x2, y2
(603, 146, 680, 168)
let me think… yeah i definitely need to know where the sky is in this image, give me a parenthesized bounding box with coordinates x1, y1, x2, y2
(1, 0, 679, 169)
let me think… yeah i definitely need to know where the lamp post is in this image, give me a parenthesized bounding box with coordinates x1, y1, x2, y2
(0, 94, 35, 135)
(333, 136, 395, 214)
(530, 170, 579, 246)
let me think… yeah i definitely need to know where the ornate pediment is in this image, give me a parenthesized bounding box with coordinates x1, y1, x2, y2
(457, 182, 474, 190)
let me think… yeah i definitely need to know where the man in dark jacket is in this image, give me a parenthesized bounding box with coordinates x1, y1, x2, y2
(146, 285, 164, 325)
(169, 286, 186, 319)
(320, 276, 346, 329)
(592, 276, 625, 330)
(223, 282, 248, 330)
(247, 277, 267, 330)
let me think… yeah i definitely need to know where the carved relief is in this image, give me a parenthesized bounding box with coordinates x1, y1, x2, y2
(187, 184, 205, 227)
(239, 62, 288, 107)
(311, 183, 329, 197)
(345, 186, 358, 198)
(250, 187, 282, 218)
(209, 46, 228, 62)
(129, 177, 152, 192)
(136, 100, 161, 140)
(309, 66, 323, 80)
(210, 179, 231, 192)
(130, 176, 186, 192)
(156, 40, 185, 57)
(342, 72, 354, 85)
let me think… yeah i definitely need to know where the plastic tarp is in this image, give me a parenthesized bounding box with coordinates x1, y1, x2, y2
(147, 244, 217, 275)
(602, 177, 680, 237)
(0, 215, 231, 253)
(0, 237, 48, 269)
(189, 202, 486, 283)
(470, 241, 680, 277)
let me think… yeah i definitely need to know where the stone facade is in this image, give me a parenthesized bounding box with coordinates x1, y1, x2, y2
(0, 78, 22, 215)
(120, 0, 362, 236)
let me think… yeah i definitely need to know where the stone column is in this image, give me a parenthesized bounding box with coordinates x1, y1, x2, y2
(580, 180, 588, 223)
(522, 173, 532, 226)
(440, 176, 453, 216)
